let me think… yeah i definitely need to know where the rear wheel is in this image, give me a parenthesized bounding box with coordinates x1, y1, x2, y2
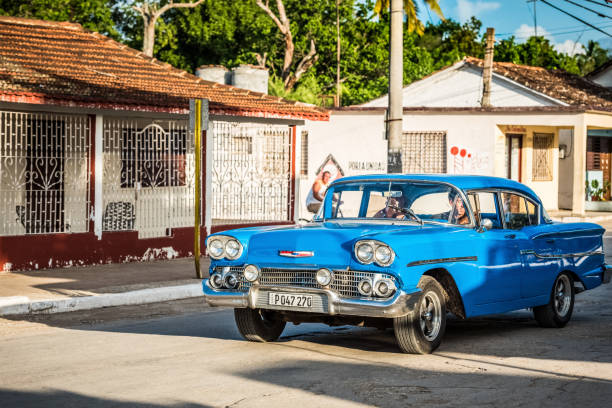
(393, 276, 447, 354)
(533, 272, 574, 328)
(234, 308, 286, 342)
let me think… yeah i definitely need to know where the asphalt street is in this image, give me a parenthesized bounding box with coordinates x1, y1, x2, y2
(1, 237, 611, 407)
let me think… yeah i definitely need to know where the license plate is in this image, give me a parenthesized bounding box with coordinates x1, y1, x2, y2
(268, 292, 313, 308)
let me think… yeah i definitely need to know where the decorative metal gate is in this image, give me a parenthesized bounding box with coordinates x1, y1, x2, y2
(103, 118, 194, 238)
(0, 111, 90, 236)
(210, 121, 292, 224)
(401, 131, 447, 173)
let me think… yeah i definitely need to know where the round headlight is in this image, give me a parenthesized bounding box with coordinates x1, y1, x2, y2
(356, 243, 374, 263)
(223, 272, 239, 289)
(210, 273, 223, 289)
(374, 279, 396, 297)
(316, 268, 333, 286)
(225, 239, 241, 259)
(243, 264, 260, 282)
(357, 278, 373, 296)
(208, 239, 224, 258)
(375, 245, 392, 266)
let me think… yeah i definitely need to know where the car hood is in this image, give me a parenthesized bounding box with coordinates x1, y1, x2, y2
(219, 221, 459, 268)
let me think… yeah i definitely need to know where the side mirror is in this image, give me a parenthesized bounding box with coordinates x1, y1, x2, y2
(479, 218, 493, 232)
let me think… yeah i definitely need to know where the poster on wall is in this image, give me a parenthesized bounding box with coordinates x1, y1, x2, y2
(314, 154, 345, 182)
(449, 145, 491, 175)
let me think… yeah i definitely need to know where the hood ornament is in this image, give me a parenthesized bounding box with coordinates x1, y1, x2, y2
(279, 250, 314, 258)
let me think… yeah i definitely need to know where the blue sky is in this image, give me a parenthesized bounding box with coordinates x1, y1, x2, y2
(416, 0, 612, 54)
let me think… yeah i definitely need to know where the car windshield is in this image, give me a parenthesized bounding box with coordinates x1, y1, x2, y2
(320, 180, 471, 225)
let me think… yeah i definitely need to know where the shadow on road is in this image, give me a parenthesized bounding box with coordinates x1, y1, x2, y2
(0, 389, 212, 408)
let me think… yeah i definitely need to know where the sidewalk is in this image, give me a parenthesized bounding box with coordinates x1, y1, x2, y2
(0, 257, 210, 316)
(549, 210, 612, 223)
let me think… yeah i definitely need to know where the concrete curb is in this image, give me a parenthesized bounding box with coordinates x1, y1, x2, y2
(0, 283, 203, 316)
(552, 215, 612, 223)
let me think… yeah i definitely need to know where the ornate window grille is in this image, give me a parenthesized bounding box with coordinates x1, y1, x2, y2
(0, 111, 90, 236)
(103, 118, 194, 238)
(533, 133, 554, 181)
(300, 130, 308, 176)
(401, 131, 447, 173)
(211, 121, 292, 225)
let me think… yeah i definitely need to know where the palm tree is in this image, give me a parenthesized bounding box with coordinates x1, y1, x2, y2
(374, 0, 443, 173)
(578, 40, 610, 76)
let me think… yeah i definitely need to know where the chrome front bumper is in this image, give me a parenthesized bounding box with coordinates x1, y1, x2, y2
(604, 265, 612, 284)
(202, 279, 421, 318)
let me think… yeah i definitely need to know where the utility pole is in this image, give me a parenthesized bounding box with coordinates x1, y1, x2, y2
(528, 0, 538, 36)
(336, 0, 341, 108)
(387, 0, 403, 173)
(481, 27, 495, 108)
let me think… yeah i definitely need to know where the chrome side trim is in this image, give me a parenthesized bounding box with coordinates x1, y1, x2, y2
(407, 256, 478, 267)
(520, 250, 604, 259)
(202, 280, 421, 318)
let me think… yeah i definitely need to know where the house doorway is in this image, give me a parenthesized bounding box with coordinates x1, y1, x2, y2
(25, 119, 65, 234)
(505, 134, 522, 182)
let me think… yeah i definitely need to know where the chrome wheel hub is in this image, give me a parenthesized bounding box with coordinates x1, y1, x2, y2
(554, 275, 572, 317)
(419, 292, 442, 341)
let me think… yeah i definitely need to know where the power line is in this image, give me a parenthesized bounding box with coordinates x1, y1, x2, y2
(560, 0, 611, 19)
(539, 0, 612, 37)
(584, 0, 612, 9)
(496, 22, 612, 38)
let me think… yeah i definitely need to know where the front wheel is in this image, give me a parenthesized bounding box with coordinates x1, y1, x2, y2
(393, 276, 447, 354)
(533, 272, 575, 328)
(234, 308, 286, 342)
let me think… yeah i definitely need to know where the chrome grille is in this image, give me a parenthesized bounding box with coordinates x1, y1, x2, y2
(212, 266, 396, 298)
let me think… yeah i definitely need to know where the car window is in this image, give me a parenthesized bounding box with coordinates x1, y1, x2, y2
(334, 190, 363, 218)
(501, 192, 532, 230)
(468, 191, 502, 229)
(526, 199, 538, 225)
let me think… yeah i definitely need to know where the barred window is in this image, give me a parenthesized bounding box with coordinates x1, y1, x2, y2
(121, 126, 187, 188)
(532, 133, 553, 181)
(401, 131, 447, 173)
(300, 130, 308, 176)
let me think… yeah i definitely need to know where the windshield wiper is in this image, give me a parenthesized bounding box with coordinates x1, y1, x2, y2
(387, 205, 424, 226)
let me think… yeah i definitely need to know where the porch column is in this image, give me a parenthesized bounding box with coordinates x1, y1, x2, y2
(571, 116, 587, 216)
(94, 115, 103, 239)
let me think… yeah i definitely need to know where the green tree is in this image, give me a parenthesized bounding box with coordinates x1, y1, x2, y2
(577, 40, 610, 76)
(419, 17, 484, 69)
(0, 0, 119, 38)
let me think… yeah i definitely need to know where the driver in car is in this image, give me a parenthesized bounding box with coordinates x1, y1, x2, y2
(373, 196, 406, 219)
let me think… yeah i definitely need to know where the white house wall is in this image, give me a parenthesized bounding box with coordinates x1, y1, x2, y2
(362, 64, 560, 108)
(300, 111, 387, 218)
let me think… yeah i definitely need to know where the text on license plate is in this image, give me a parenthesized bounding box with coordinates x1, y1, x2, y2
(268, 292, 313, 308)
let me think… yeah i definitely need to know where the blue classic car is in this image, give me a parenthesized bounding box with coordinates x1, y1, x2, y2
(202, 175, 611, 354)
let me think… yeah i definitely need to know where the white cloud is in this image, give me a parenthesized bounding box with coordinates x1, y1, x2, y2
(514, 23, 551, 39)
(513, 24, 585, 56)
(456, 0, 501, 22)
(554, 39, 585, 56)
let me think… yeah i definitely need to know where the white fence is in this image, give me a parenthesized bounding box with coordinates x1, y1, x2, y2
(210, 121, 292, 224)
(0, 111, 90, 236)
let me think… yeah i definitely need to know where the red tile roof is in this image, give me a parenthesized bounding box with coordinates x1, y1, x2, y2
(465, 57, 612, 110)
(0, 16, 329, 121)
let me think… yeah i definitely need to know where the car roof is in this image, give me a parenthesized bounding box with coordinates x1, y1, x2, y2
(331, 174, 541, 203)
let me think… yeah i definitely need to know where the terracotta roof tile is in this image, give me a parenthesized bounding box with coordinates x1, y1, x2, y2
(465, 57, 612, 109)
(0, 16, 329, 121)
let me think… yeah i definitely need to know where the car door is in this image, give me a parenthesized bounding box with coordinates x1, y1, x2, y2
(468, 191, 524, 304)
(498, 192, 551, 299)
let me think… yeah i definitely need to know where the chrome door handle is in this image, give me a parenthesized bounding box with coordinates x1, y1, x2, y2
(505, 234, 516, 239)
(546, 239, 555, 244)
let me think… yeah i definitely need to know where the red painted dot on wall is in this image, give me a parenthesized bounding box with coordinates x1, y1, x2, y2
(460, 149, 467, 158)
(450, 146, 459, 155)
